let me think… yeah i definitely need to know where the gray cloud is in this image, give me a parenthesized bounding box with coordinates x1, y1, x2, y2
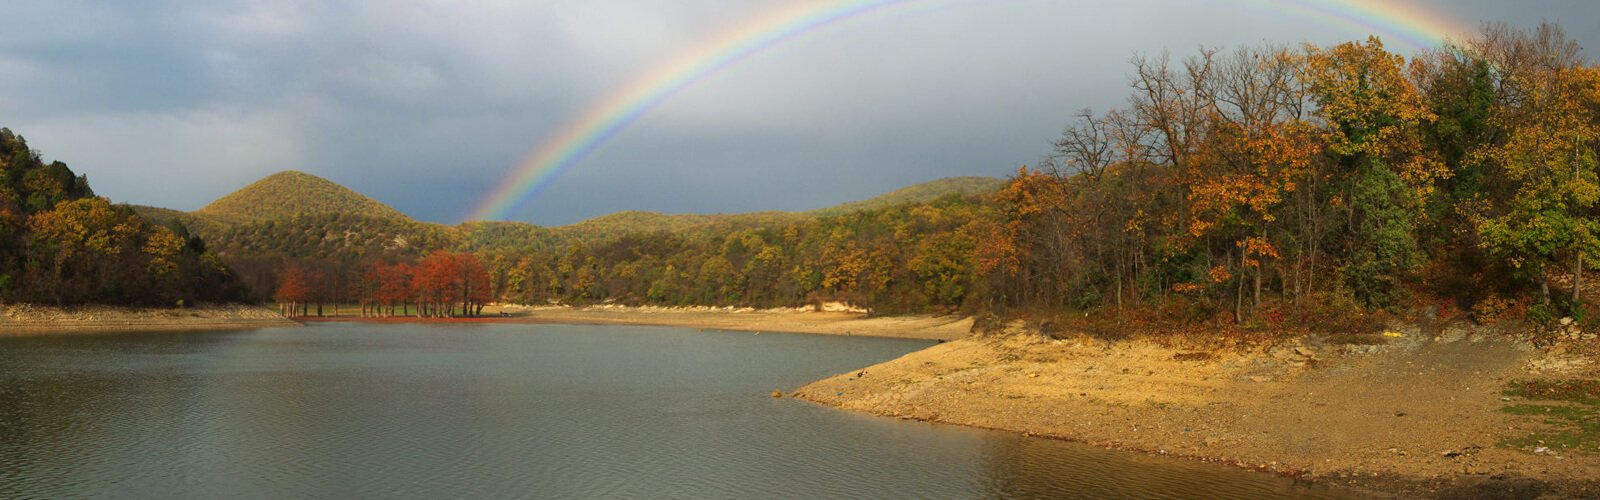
(2, 0, 1596, 225)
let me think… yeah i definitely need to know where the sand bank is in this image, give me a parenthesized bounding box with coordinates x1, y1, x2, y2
(795, 326, 1600, 497)
(512, 305, 972, 341)
(1, 304, 300, 334)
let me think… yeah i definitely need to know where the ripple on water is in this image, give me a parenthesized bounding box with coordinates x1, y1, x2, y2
(0, 324, 1364, 499)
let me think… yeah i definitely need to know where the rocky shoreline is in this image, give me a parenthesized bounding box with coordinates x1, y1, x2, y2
(794, 325, 1600, 498)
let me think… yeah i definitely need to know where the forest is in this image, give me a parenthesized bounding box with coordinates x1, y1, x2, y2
(0, 129, 245, 306)
(9, 22, 1599, 337)
(294, 23, 1587, 331)
(977, 23, 1600, 333)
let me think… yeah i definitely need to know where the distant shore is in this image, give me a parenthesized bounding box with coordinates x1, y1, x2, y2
(1, 304, 300, 335)
(512, 305, 972, 341)
(794, 325, 1600, 497)
(300, 304, 971, 341)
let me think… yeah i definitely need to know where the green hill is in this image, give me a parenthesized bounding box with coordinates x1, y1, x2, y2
(134, 171, 1004, 262)
(544, 177, 1001, 242)
(135, 171, 448, 271)
(808, 176, 1003, 216)
(197, 170, 409, 223)
(552, 210, 805, 243)
(0, 126, 246, 305)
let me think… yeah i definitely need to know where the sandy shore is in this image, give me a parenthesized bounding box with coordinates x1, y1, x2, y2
(795, 325, 1600, 497)
(1, 304, 300, 334)
(513, 305, 972, 341)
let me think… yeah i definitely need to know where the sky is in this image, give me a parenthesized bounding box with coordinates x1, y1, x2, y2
(2, 0, 1597, 226)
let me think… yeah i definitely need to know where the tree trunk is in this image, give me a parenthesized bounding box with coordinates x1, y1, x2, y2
(1114, 252, 1124, 310)
(1574, 252, 1584, 306)
(1234, 253, 1245, 323)
(1542, 266, 1551, 306)
(1234, 276, 1245, 324)
(1253, 263, 1262, 309)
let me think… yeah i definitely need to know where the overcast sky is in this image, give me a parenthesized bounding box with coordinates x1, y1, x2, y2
(3, 0, 1597, 225)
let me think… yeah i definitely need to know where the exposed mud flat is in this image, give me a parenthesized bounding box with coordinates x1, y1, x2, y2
(1, 304, 299, 334)
(796, 326, 1600, 497)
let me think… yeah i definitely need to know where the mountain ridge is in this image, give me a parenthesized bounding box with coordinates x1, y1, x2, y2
(150, 171, 1003, 233)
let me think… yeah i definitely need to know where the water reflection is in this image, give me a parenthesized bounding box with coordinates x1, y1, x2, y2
(0, 324, 1364, 499)
(975, 430, 1348, 499)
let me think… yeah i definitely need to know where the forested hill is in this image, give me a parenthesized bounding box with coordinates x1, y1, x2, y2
(0, 128, 245, 305)
(144, 172, 1001, 245)
(807, 176, 1004, 216)
(198, 170, 409, 223)
(130, 170, 1004, 302)
(239, 23, 1600, 333)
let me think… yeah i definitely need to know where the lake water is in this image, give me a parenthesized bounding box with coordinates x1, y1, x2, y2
(0, 323, 1361, 499)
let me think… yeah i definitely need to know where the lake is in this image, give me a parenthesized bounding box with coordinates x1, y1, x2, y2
(0, 323, 1360, 499)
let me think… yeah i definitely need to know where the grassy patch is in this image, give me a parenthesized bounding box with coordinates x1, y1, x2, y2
(1500, 380, 1600, 454)
(1504, 379, 1600, 405)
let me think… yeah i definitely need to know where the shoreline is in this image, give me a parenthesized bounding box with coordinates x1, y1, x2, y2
(1, 304, 300, 335)
(299, 305, 972, 341)
(15, 303, 1593, 495)
(513, 306, 971, 341)
(792, 327, 1600, 497)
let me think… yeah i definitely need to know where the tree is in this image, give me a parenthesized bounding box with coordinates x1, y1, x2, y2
(1478, 64, 1600, 306)
(1307, 37, 1441, 309)
(275, 265, 314, 317)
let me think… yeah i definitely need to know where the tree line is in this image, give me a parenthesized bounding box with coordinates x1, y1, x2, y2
(269, 195, 992, 316)
(275, 250, 492, 318)
(263, 22, 1600, 331)
(0, 129, 245, 306)
(979, 23, 1599, 326)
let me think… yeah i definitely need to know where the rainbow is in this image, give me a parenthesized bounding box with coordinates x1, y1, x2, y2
(466, 0, 1472, 222)
(1245, 0, 1474, 52)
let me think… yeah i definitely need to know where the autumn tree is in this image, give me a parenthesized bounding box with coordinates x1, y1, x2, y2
(1476, 42, 1600, 307)
(275, 265, 314, 317)
(1307, 37, 1443, 309)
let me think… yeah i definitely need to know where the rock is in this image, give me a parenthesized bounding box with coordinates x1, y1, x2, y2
(1294, 346, 1317, 358)
(770, 390, 783, 398)
(1534, 446, 1550, 454)
(1559, 317, 1574, 326)
(1248, 375, 1273, 383)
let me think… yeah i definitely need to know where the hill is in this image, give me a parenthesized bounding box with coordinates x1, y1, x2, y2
(127, 204, 231, 236)
(0, 126, 245, 305)
(551, 210, 806, 243)
(126, 171, 1006, 300)
(808, 176, 1003, 216)
(197, 170, 409, 223)
(544, 177, 1001, 242)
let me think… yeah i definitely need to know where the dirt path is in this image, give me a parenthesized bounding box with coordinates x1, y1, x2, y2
(795, 328, 1600, 497)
